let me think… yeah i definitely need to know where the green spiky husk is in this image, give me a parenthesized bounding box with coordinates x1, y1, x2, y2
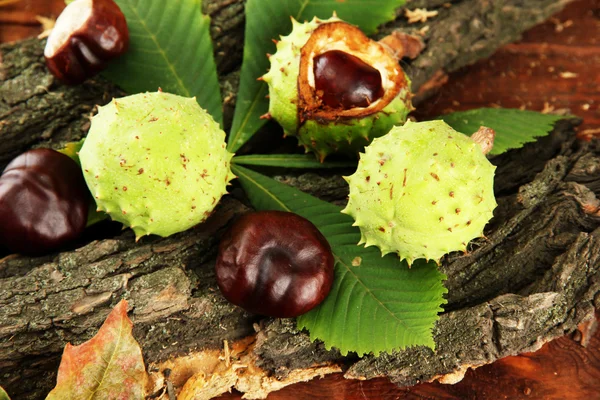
(298, 91, 411, 161)
(79, 92, 234, 239)
(342, 120, 497, 264)
(263, 17, 412, 161)
(263, 17, 324, 135)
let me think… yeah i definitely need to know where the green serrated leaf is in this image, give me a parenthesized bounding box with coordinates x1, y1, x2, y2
(0, 386, 10, 400)
(228, 0, 407, 153)
(232, 154, 356, 169)
(56, 138, 85, 165)
(232, 164, 447, 356)
(440, 108, 571, 155)
(102, 0, 222, 125)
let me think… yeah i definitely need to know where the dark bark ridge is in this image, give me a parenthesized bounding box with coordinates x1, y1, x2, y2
(1, 0, 594, 398)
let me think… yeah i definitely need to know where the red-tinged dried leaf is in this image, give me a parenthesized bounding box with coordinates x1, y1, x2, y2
(0, 386, 10, 400)
(46, 300, 147, 400)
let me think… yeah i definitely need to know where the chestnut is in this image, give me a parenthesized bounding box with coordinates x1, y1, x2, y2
(0, 149, 90, 255)
(44, 0, 129, 85)
(215, 211, 335, 318)
(313, 50, 384, 110)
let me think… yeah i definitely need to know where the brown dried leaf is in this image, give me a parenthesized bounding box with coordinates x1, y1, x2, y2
(46, 300, 147, 399)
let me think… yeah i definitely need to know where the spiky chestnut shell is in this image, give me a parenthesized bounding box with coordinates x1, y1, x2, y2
(79, 92, 234, 239)
(263, 16, 412, 162)
(341, 120, 497, 264)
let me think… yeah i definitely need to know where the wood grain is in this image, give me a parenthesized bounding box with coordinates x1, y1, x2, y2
(414, 0, 600, 137)
(0, 0, 64, 43)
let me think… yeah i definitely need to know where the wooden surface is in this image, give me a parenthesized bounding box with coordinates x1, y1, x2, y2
(1, 0, 599, 399)
(413, 0, 600, 137)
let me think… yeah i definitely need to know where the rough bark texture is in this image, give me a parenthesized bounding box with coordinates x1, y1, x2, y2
(1, 0, 594, 399)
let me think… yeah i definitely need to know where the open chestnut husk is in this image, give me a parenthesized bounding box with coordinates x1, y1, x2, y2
(263, 17, 412, 162)
(44, 0, 129, 85)
(0, 149, 90, 255)
(215, 211, 335, 318)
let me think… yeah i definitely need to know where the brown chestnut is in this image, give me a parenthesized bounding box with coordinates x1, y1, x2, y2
(313, 50, 384, 109)
(215, 211, 335, 318)
(0, 149, 90, 255)
(44, 0, 129, 85)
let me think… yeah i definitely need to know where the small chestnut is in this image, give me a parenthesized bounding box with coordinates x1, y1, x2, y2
(215, 211, 335, 318)
(0, 149, 90, 255)
(44, 0, 129, 85)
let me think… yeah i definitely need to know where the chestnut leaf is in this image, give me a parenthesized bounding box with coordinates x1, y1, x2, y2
(440, 108, 576, 155)
(232, 164, 447, 356)
(232, 154, 356, 169)
(102, 0, 223, 126)
(228, 0, 408, 153)
(0, 386, 9, 400)
(46, 300, 147, 399)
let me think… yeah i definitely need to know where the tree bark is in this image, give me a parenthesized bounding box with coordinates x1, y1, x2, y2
(2, 1, 596, 399)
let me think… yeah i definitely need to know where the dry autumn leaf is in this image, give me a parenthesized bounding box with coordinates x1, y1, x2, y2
(46, 300, 147, 400)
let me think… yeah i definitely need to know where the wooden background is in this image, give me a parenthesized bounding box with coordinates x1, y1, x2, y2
(1, 0, 599, 398)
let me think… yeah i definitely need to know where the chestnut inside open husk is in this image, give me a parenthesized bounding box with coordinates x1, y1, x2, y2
(263, 17, 412, 162)
(0, 149, 90, 255)
(313, 50, 384, 109)
(297, 21, 409, 125)
(215, 211, 335, 318)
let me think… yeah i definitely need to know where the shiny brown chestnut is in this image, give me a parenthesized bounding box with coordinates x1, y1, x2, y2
(44, 0, 129, 85)
(215, 211, 335, 318)
(0, 149, 90, 255)
(313, 50, 384, 110)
